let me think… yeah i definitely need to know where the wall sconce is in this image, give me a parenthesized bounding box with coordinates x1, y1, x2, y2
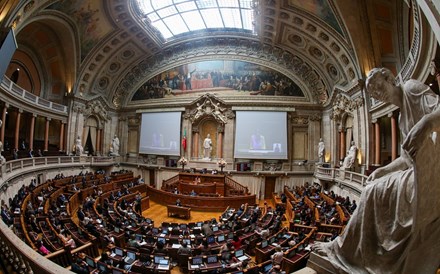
(325, 152, 331, 163)
(357, 150, 362, 165)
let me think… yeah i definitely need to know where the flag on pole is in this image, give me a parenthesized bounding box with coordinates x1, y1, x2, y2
(182, 128, 187, 151)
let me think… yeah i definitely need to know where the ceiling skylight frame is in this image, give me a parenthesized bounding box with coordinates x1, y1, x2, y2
(136, 0, 256, 40)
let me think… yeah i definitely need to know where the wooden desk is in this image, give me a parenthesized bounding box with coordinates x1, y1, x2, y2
(167, 205, 191, 219)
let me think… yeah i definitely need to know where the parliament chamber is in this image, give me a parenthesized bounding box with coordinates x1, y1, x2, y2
(0, 0, 440, 273)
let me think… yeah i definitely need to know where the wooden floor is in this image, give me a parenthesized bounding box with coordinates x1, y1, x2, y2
(142, 199, 272, 226)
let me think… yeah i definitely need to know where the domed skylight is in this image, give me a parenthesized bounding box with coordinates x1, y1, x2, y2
(136, 0, 256, 39)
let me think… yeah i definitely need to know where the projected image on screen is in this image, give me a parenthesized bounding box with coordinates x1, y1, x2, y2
(234, 111, 287, 159)
(139, 112, 181, 156)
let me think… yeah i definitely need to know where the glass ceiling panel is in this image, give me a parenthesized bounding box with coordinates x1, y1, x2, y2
(176, 2, 197, 12)
(181, 11, 206, 31)
(196, 0, 218, 8)
(200, 9, 224, 28)
(218, 0, 240, 8)
(221, 8, 241, 28)
(163, 14, 189, 36)
(156, 5, 178, 18)
(152, 0, 173, 9)
(152, 20, 173, 39)
(136, 0, 255, 40)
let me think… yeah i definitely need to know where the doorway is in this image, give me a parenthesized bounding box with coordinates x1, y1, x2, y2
(264, 176, 276, 199)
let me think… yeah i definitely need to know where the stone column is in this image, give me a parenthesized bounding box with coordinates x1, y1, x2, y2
(1, 104, 8, 144)
(14, 109, 22, 150)
(374, 120, 381, 165)
(60, 122, 65, 152)
(44, 118, 51, 151)
(29, 114, 36, 151)
(96, 128, 101, 155)
(390, 113, 398, 161)
(339, 128, 346, 162)
(217, 131, 223, 158)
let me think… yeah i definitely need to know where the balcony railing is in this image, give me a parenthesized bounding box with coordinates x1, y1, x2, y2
(0, 156, 117, 273)
(1, 76, 68, 114)
(314, 166, 368, 195)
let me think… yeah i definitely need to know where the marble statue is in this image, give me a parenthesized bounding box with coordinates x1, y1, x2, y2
(203, 134, 212, 160)
(318, 138, 325, 163)
(110, 135, 120, 156)
(75, 135, 83, 156)
(342, 141, 357, 169)
(313, 68, 440, 273)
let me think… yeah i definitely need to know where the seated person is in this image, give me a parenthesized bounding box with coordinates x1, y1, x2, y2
(153, 240, 168, 255)
(177, 241, 192, 255)
(127, 234, 141, 249)
(176, 199, 182, 206)
(271, 245, 284, 266)
(71, 257, 89, 274)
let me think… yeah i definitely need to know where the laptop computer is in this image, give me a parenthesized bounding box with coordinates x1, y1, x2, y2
(110, 247, 124, 258)
(85, 256, 95, 268)
(96, 261, 108, 273)
(124, 251, 136, 265)
(234, 249, 250, 261)
(217, 234, 225, 243)
(206, 255, 218, 264)
(190, 256, 203, 269)
(154, 256, 164, 264)
(157, 259, 169, 270)
(263, 263, 272, 273)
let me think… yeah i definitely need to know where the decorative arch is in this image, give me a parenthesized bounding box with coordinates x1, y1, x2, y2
(113, 39, 330, 108)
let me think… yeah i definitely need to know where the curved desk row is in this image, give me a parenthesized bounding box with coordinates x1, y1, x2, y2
(147, 185, 256, 211)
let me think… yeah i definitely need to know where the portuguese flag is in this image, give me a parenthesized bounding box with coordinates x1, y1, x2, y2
(182, 128, 187, 151)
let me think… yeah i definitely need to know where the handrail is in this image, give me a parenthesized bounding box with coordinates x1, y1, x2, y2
(1, 76, 68, 114)
(224, 176, 249, 194)
(0, 156, 115, 186)
(314, 166, 368, 195)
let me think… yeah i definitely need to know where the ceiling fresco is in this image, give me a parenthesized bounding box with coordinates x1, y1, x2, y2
(47, 0, 112, 60)
(287, 0, 343, 36)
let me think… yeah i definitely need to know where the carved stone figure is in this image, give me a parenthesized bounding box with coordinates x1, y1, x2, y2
(110, 135, 120, 156)
(313, 67, 440, 273)
(318, 138, 325, 163)
(75, 135, 83, 156)
(203, 134, 212, 160)
(342, 141, 357, 169)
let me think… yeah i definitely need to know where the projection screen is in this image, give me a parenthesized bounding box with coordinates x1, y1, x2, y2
(234, 111, 288, 159)
(139, 112, 181, 156)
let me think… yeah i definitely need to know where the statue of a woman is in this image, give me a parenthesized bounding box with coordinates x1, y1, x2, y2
(111, 135, 120, 156)
(203, 134, 212, 160)
(342, 141, 357, 168)
(318, 138, 325, 163)
(75, 136, 83, 156)
(313, 68, 440, 273)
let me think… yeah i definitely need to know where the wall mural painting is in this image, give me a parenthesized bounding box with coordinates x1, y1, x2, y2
(48, 0, 111, 60)
(131, 60, 305, 101)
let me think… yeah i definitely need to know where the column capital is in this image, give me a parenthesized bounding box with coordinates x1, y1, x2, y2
(18, 109, 23, 113)
(32, 113, 37, 118)
(387, 112, 396, 118)
(46, 117, 52, 121)
(372, 119, 378, 123)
